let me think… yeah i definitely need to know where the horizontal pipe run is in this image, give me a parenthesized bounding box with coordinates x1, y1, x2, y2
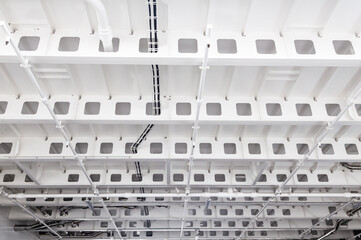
(7, 192, 361, 199)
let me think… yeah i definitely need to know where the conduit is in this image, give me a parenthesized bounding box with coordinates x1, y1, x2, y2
(236, 81, 361, 240)
(85, 0, 114, 52)
(6, 192, 361, 199)
(130, 0, 160, 230)
(179, 25, 212, 239)
(0, 22, 123, 240)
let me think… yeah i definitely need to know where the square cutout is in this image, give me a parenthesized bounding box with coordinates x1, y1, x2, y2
(248, 143, 261, 154)
(194, 174, 204, 182)
(266, 103, 282, 116)
(272, 143, 285, 155)
(58, 37, 80, 52)
(100, 142, 113, 154)
(0, 143, 13, 154)
(18, 36, 40, 51)
(199, 143, 212, 154)
(49, 143, 63, 154)
(54, 102, 70, 115)
(173, 173, 184, 182)
(345, 144, 358, 155)
(176, 102, 191, 115)
(333, 40, 354, 55)
(236, 103, 252, 116)
(217, 39, 237, 54)
(150, 142, 162, 154)
(178, 39, 198, 53)
(296, 103, 312, 116)
(320, 144, 334, 155)
(175, 143, 187, 154)
(235, 174, 246, 182)
(99, 38, 120, 52)
(224, 143, 236, 154)
(21, 102, 39, 115)
(75, 143, 88, 154)
(325, 104, 341, 116)
(84, 102, 100, 115)
(294, 40, 315, 54)
(0, 101, 7, 114)
(256, 39, 276, 54)
(115, 102, 131, 115)
(297, 144, 309, 155)
(111, 174, 121, 182)
(206, 103, 222, 116)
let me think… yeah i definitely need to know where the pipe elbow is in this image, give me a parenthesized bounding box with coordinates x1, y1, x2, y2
(85, 0, 114, 52)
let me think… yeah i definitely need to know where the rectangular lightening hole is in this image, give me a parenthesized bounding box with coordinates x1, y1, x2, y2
(282, 209, 291, 215)
(49, 143, 63, 154)
(25, 175, 33, 182)
(270, 221, 278, 227)
(217, 39, 237, 54)
(0, 143, 12, 154)
(223, 231, 229, 236)
(318, 174, 329, 182)
(200, 221, 207, 227)
(21, 102, 39, 115)
(115, 222, 122, 227)
(100, 222, 108, 228)
(320, 144, 334, 155)
(18, 36, 40, 51)
(194, 174, 204, 182)
(228, 221, 235, 227)
(153, 174, 163, 182)
(220, 209, 228, 215)
(266, 103, 282, 116)
(0, 101, 8, 114)
(109, 209, 117, 216)
(297, 174, 308, 182)
(53, 102, 70, 115)
(146, 102, 155, 115)
(355, 104, 361, 116)
(125, 142, 133, 154)
(139, 38, 149, 53)
(99, 38, 120, 52)
(242, 221, 249, 227)
(150, 142, 162, 154)
(111, 174, 121, 182)
(215, 174, 225, 182)
(188, 209, 196, 215)
(175, 143, 187, 154)
(297, 143, 309, 155)
(173, 173, 184, 182)
(206, 103, 222, 116)
(236, 103, 252, 116)
(75, 143, 88, 154)
(294, 40, 315, 54)
(345, 143, 358, 155)
(3, 174, 15, 182)
(256, 39, 276, 54)
(178, 39, 198, 53)
(276, 174, 287, 182)
(224, 143, 236, 154)
(200, 143, 212, 154)
(100, 142, 113, 154)
(273, 143, 285, 154)
(258, 174, 267, 182)
(333, 40, 355, 55)
(176, 102, 191, 115)
(214, 221, 221, 227)
(325, 104, 341, 116)
(115, 102, 131, 115)
(68, 174, 79, 182)
(132, 174, 141, 182)
(58, 37, 80, 52)
(84, 102, 100, 115)
(251, 209, 259, 215)
(296, 103, 312, 116)
(235, 174, 246, 182)
(92, 209, 101, 216)
(267, 209, 275, 215)
(90, 174, 100, 182)
(204, 209, 212, 215)
(248, 143, 261, 154)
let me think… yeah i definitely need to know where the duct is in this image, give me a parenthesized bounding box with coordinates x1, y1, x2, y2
(236, 81, 361, 240)
(0, 22, 123, 240)
(85, 0, 114, 52)
(7, 192, 361, 199)
(179, 25, 212, 239)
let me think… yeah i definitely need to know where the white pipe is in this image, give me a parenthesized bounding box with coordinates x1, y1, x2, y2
(0, 189, 62, 239)
(0, 22, 122, 240)
(236, 78, 361, 240)
(85, 0, 114, 52)
(6, 192, 361, 199)
(299, 198, 356, 238)
(180, 25, 212, 239)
